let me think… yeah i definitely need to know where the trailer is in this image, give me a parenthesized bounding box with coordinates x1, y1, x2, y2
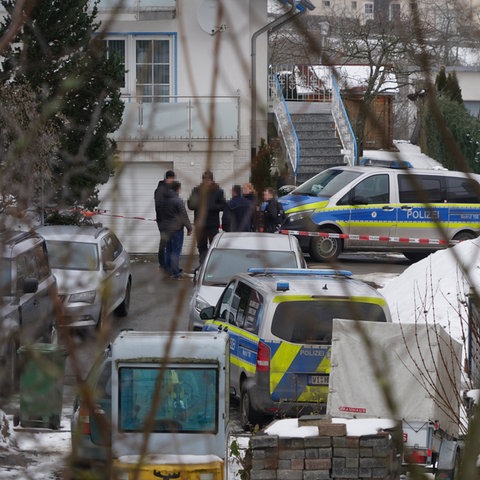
(327, 319, 463, 479)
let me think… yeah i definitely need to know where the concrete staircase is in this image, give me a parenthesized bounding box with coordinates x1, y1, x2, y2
(286, 103, 346, 185)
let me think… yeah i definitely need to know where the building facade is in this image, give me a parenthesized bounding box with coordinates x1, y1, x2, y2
(92, 0, 273, 254)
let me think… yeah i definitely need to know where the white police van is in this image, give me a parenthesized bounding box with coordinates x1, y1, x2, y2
(279, 165, 480, 261)
(201, 268, 391, 429)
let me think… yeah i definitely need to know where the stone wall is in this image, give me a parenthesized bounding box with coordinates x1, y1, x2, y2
(247, 421, 401, 480)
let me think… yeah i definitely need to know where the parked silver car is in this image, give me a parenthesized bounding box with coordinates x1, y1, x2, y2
(36, 225, 132, 329)
(188, 231, 306, 330)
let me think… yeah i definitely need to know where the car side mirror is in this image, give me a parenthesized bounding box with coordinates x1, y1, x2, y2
(200, 306, 215, 320)
(23, 277, 39, 294)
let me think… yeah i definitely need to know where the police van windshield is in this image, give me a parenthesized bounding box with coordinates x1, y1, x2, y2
(119, 366, 218, 434)
(271, 300, 387, 344)
(293, 169, 362, 197)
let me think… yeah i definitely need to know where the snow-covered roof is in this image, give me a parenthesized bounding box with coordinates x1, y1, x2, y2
(312, 65, 399, 94)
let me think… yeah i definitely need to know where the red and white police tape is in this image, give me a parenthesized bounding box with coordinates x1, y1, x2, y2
(278, 229, 459, 246)
(86, 209, 460, 246)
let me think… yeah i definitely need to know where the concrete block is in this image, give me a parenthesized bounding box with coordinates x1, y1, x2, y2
(279, 437, 306, 450)
(277, 470, 303, 480)
(305, 458, 332, 470)
(291, 458, 305, 470)
(252, 435, 278, 449)
(250, 470, 277, 480)
(304, 436, 333, 448)
(303, 470, 331, 480)
(334, 447, 360, 458)
(318, 423, 347, 437)
(278, 449, 307, 460)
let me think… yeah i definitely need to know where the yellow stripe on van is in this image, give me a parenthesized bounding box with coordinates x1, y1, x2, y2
(286, 201, 328, 214)
(273, 295, 387, 306)
(270, 342, 302, 393)
(229, 355, 256, 374)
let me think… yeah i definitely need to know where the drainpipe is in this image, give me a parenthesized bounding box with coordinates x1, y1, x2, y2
(250, 1, 310, 160)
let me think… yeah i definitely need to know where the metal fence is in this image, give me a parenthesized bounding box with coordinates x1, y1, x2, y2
(269, 64, 332, 102)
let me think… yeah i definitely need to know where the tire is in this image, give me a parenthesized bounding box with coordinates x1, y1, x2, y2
(49, 414, 61, 430)
(403, 251, 430, 262)
(453, 231, 477, 243)
(309, 228, 342, 262)
(114, 279, 131, 317)
(240, 382, 264, 431)
(1, 339, 19, 397)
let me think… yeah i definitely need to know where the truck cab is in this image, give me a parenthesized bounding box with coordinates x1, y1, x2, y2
(71, 330, 230, 479)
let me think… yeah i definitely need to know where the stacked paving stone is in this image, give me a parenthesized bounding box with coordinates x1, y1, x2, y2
(249, 419, 401, 480)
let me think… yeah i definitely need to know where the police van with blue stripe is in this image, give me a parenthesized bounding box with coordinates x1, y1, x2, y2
(278, 165, 480, 262)
(201, 268, 391, 429)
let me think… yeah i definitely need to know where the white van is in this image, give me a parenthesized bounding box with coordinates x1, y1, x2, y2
(71, 330, 230, 479)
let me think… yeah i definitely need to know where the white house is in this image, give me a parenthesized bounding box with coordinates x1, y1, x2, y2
(91, 0, 274, 254)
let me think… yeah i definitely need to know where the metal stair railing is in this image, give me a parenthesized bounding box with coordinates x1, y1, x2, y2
(331, 74, 358, 166)
(271, 73, 300, 181)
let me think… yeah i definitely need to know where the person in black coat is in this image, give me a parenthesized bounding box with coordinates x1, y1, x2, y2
(187, 170, 226, 264)
(222, 185, 254, 232)
(154, 170, 176, 272)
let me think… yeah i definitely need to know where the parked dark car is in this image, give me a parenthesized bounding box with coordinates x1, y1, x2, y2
(0, 230, 59, 396)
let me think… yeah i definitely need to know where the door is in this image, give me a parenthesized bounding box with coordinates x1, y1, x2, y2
(16, 246, 56, 344)
(395, 173, 447, 243)
(205, 280, 261, 396)
(336, 173, 396, 249)
(100, 232, 129, 313)
(89, 359, 112, 446)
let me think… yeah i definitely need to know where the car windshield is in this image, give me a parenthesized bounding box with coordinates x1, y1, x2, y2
(293, 169, 362, 197)
(271, 299, 387, 344)
(0, 258, 11, 296)
(119, 366, 218, 433)
(45, 240, 99, 271)
(203, 249, 299, 286)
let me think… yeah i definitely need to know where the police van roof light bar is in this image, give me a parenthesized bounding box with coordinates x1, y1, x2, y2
(247, 268, 352, 278)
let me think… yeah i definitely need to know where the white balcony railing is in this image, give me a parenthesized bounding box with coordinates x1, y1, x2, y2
(113, 95, 240, 146)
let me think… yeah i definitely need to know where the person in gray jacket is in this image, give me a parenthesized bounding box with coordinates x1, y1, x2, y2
(164, 181, 192, 279)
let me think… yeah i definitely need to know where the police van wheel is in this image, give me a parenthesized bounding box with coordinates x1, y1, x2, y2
(310, 229, 341, 262)
(240, 383, 263, 431)
(402, 251, 429, 262)
(453, 230, 477, 243)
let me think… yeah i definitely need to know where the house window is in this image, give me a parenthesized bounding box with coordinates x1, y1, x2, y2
(323, 0, 331, 7)
(364, 2, 374, 19)
(351, 1, 357, 9)
(105, 39, 126, 88)
(390, 3, 401, 21)
(136, 39, 171, 102)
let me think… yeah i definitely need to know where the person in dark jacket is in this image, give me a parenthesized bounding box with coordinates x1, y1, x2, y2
(260, 187, 286, 233)
(187, 170, 226, 265)
(164, 181, 193, 279)
(154, 170, 176, 273)
(242, 182, 258, 231)
(222, 185, 254, 232)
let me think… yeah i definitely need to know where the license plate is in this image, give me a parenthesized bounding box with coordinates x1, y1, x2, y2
(309, 375, 329, 385)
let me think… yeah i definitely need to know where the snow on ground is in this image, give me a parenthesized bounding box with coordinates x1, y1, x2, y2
(381, 239, 480, 348)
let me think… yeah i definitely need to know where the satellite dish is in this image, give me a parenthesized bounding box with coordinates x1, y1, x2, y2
(197, 0, 220, 35)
